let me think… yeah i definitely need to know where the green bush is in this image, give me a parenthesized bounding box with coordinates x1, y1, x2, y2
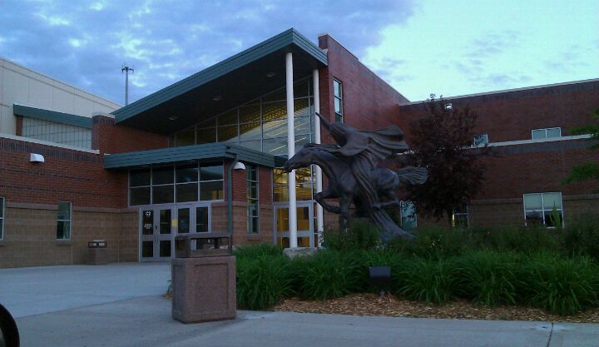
(296, 250, 362, 300)
(454, 250, 519, 306)
(563, 214, 599, 260)
(469, 225, 561, 255)
(519, 252, 599, 315)
(390, 227, 472, 259)
(234, 243, 284, 259)
(236, 255, 293, 310)
(355, 249, 410, 293)
(395, 257, 457, 305)
(322, 219, 381, 251)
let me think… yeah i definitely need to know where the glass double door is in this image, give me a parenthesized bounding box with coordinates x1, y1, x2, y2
(274, 202, 314, 248)
(140, 204, 210, 261)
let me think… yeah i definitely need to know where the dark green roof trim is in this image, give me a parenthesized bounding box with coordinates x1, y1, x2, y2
(112, 28, 327, 124)
(13, 104, 92, 129)
(104, 143, 285, 169)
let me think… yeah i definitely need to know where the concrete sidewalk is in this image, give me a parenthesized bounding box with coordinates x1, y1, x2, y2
(1, 263, 598, 347)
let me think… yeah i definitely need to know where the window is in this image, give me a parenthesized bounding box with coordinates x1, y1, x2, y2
(444, 103, 453, 110)
(0, 197, 4, 240)
(473, 134, 489, 147)
(532, 127, 561, 140)
(247, 165, 259, 234)
(57, 201, 71, 240)
(129, 163, 224, 206)
(452, 204, 469, 228)
(523, 192, 563, 227)
(333, 79, 343, 122)
(400, 201, 417, 231)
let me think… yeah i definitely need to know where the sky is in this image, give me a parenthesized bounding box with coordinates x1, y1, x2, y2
(1, 0, 597, 106)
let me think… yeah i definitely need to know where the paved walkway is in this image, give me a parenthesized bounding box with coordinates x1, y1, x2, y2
(1, 263, 598, 347)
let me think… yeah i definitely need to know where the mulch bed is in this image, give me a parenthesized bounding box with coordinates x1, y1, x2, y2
(271, 293, 599, 323)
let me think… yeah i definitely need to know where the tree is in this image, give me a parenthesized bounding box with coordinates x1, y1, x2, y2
(565, 109, 599, 186)
(403, 95, 492, 226)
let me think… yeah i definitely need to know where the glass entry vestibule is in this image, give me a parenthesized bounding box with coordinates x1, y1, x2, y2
(275, 202, 315, 248)
(140, 203, 210, 261)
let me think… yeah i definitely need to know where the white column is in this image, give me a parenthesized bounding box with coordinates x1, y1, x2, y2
(312, 69, 324, 246)
(286, 52, 298, 248)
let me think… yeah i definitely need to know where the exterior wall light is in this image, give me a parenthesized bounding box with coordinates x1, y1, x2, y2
(233, 162, 246, 171)
(30, 153, 45, 163)
(369, 266, 391, 296)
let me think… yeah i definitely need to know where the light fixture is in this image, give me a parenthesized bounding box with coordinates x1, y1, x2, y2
(213, 96, 222, 101)
(168, 116, 178, 121)
(233, 162, 246, 171)
(266, 72, 276, 78)
(30, 153, 45, 163)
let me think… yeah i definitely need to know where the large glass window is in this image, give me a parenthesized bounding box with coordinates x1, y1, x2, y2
(273, 168, 314, 202)
(129, 163, 224, 206)
(333, 79, 343, 122)
(57, 201, 71, 240)
(169, 77, 314, 156)
(0, 197, 4, 240)
(247, 165, 259, 234)
(523, 192, 563, 227)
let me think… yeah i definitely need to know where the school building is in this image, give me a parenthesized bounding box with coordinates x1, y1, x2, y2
(1, 29, 598, 267)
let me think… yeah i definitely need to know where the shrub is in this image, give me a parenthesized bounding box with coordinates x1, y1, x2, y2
(321, 219, 381, 251)
(395, 257, 457, 305)
(236, 255, 293, 310)
(454, 250, 519, 306)
(296, 250, 362, 300)
(519, 252, 599, 315)
(390, 227, 472, 259)
(355, 249, 410, 293)
(234, 243, 284, 259)
(563, 214, 599, 260)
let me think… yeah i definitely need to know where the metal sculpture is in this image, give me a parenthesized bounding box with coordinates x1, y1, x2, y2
(283, 113, 427, 241)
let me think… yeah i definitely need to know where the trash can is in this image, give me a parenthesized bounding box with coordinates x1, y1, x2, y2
(87, 240, 108, 265)
(171, 233, 236, 323)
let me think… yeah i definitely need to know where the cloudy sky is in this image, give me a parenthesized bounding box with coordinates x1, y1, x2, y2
(1, 0, 597, 105)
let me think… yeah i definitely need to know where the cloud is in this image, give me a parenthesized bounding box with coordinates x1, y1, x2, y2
(0, 0, 417, 105)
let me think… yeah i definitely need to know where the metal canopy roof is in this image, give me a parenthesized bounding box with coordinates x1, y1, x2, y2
(13, 104, 92, 129)
(112, 28, 327, 135)
(103, 143, 287, 170)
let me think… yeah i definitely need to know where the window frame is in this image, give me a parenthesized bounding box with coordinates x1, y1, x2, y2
(56, 201, 72, 240)
(532, 127, 562, 140)
(523, 192, 563, 228)
(247, 165, 259, 234)
(0, 196, 5, 241)
(333, 78, 343, 122)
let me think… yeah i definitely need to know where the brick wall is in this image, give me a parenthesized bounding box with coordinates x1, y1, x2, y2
(318, 35, 410, 138)
(91, 115, 168, 154)
(0, 203, 137, 268)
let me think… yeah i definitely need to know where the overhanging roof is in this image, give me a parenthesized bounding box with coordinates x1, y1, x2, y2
(103, 143, 287, 169)
(112, 28, 327, 135)
(13, 104, 92, 129)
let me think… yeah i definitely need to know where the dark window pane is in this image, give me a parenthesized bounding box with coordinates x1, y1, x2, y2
(176, 183, 198, 202)
(239, 103, 261, 123)
(153, 186, 174, 204)
(130, 187, 151, 206)
(176, 127, 195, 146)
(176, 165, 198, 183)
(130, 170, 150, 187)
(57, 201, 70, 220)
(200, 181, 224, 200)
(160, 241, 171, 257)
(196, 128, 216, 144)
(159, 209, 171, 234)
(218, 110, 238, 126)
(218, 125, 238, 142)
(152, 167, 174, 185)
(142, 241, 154, 257)
(239, 122, 262, 142)
(178, 208, 190, 234)
(142, 210, 153, 235)
(200, 164, 223, 181)
(196, 207, 208, 232)
(57, 221, 70, 239)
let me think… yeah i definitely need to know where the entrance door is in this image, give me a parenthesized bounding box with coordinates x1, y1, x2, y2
(140, 207, 174, 261)
(274, 202, 314, 248)
(140, 204, 211, 261)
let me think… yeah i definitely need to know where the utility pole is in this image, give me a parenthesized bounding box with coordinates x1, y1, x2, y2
(122, 64, 134, 105)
